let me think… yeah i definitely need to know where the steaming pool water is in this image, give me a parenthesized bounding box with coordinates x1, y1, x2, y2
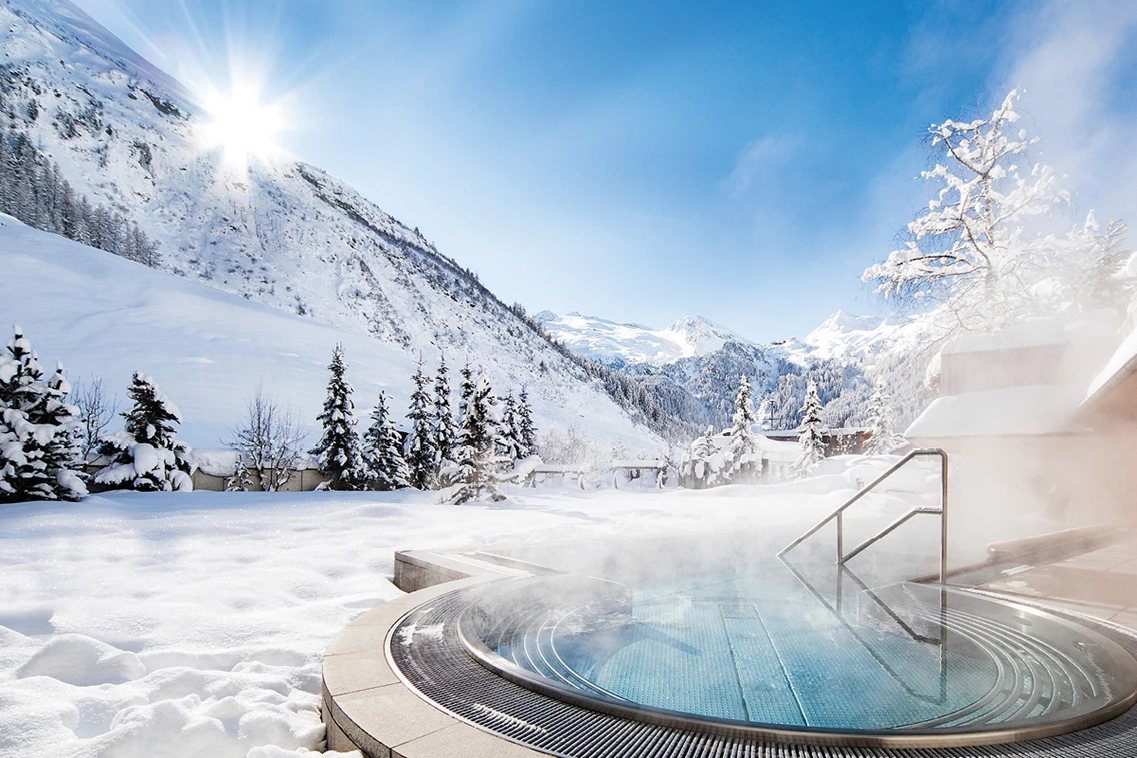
(455, 537, 1137, 741)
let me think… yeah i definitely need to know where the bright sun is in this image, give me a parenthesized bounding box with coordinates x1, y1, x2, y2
(199, 85, 285, 167)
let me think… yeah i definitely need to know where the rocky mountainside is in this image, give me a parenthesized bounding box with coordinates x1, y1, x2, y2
(0, 0, 684, 446)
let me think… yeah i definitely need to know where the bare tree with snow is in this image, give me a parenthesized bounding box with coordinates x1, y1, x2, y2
(72, 375, 118, 464)
(863, 90, 1069, 333)
(226, 385, 307, 492)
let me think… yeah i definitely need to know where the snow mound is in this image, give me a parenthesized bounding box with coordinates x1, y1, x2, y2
(17, 634, 146, 686)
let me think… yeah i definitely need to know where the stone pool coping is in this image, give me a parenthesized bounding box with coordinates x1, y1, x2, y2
(322, 550, 545, 757)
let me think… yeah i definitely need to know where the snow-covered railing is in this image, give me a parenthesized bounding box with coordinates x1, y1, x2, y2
(778, 448, 949, 583)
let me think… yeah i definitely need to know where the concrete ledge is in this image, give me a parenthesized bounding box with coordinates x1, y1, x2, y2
(323, 553, 545, 757)
(393, 549, 519, 593)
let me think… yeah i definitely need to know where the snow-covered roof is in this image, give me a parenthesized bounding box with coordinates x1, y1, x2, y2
(943, 311, 1117, 356)
(904, 385, 1084, 440)
(1085, 324, 1137, 407)
(183, 449, 321, 477)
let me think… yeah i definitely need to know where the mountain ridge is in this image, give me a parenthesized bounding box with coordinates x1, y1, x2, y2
(0, 0, 687, 446)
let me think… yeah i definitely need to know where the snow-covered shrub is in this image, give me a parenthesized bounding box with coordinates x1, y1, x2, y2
(0, 326, 87, 502)
(680, 426, 725, 489)
(94, 372, 192, 492)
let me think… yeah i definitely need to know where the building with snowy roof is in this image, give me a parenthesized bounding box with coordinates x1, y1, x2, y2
(905, 310, 1131, 532)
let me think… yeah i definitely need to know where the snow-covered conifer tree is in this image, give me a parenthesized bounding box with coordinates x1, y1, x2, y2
(498, 390, 524, 466)
(431, 355, 457, 479)
(404, 358, 436, 489)
(310, 344, 363, 491)
(95, 372, 192, 492)
(795, 382, 826, 474)
(0, 327, 86, 502)
(449, 375, 506, 504)
(865, 381, 900, 455)
(726, 375, 759, 483)
(516, 385, 537, 458)
(457, 361, 475, 425)
(361, 391, 410, 491)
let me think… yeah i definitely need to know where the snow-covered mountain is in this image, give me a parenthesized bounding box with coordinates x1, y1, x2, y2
(0, 0, 675, 447)
(536, 312, 747, 366)
(0, 215, 665, 450)
(541, 308, 931, 433)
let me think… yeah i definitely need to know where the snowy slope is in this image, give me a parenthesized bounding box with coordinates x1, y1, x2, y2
(0, 216, 662, 451)
(537, 311, 746, 366)
(0, 0, 668, 446)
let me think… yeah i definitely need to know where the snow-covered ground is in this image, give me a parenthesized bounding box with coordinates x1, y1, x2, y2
(0, 480, 892, 758)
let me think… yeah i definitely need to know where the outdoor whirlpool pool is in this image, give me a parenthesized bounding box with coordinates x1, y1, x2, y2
(443, 536, 1137, 747)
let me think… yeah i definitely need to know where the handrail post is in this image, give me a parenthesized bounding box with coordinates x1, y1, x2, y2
(940, 450, 948, 585)
(836, 511, 844, 564)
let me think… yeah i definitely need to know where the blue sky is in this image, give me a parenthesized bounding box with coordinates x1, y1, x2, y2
(73, 0, 1137, 342)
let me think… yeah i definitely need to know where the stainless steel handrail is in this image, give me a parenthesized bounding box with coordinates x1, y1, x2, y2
(777, 448, 949, 583)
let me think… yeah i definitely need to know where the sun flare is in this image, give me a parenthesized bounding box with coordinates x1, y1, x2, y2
(199, 84, 285, 167)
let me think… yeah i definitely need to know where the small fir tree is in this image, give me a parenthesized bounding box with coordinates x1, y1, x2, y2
(457, 361, 475, 425)
(450, 375, 506, 504)
(311, 344, 363, 490)
(498, 390, 524, 466)
(362, 391, 410, 490)
(0, 326, 86, 502)
(865, 381, 900, 455)
(95, 372, 192, 492)
(795, 381, 826, 475)
(404, 358, 436, 489)
(726, 375, 759, 482)
(431, 355, 457, 478)
(515, 385, 537, 457)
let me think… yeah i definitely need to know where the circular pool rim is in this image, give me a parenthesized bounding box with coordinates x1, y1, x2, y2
(424, 578, 1137, 750)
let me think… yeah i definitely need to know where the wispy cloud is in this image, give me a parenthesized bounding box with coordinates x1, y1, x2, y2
(722, 135, 802, 197)
(1000, 0, 1137, 224)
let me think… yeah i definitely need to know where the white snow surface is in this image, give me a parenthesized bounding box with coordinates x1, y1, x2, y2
(1, 483, 876, 758)
(0, 217, 662, 452)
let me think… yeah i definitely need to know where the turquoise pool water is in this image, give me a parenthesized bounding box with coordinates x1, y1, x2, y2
(486, 558, 1137, 732)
